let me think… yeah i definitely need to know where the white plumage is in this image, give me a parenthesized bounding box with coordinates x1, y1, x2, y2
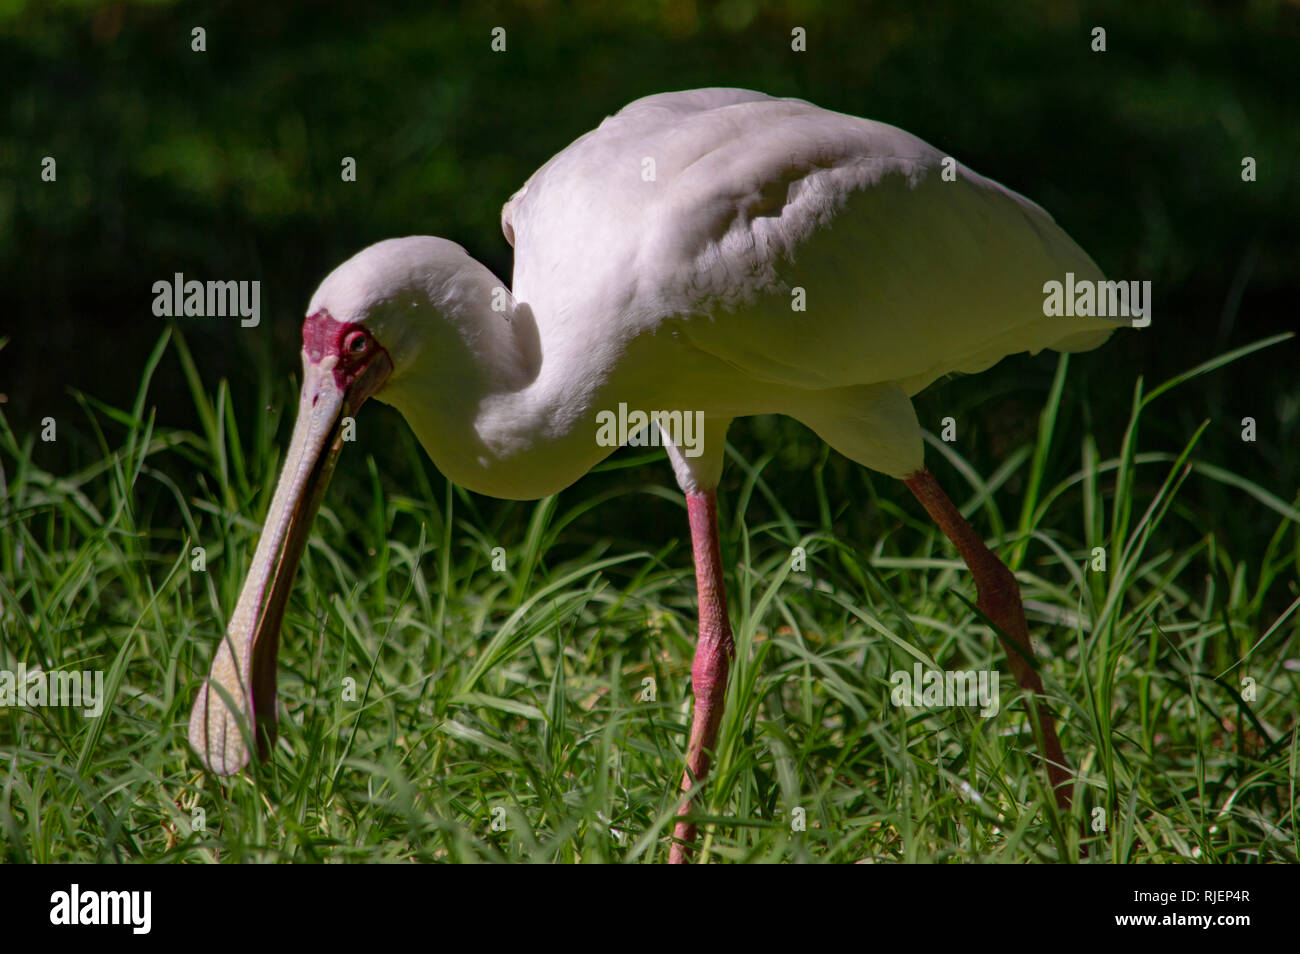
(319, 88, 1120, 499)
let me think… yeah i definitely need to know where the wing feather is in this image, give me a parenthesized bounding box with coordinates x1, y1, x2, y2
(503, 89, 1120, 394)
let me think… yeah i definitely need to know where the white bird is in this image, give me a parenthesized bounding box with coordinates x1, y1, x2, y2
(190, 88, 1126, 862)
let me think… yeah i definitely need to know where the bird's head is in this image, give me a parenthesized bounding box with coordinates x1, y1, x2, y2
(189, 235, 516, 775)
(303, 235, 520, 395)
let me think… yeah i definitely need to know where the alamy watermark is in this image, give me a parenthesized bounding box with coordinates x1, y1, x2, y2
(890, 663, 999, 717)
(0, 664, 104, 717)
(1042, 272, 1151, 327)
(152, 272, 261, 327)
(49, 884, 150, 934)
(595, 403, 704, 458)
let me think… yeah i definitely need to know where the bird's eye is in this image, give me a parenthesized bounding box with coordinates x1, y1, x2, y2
(345, 331, 368, 354)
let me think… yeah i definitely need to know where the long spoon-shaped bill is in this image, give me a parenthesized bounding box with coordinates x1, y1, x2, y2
(189, 349, 386, 775)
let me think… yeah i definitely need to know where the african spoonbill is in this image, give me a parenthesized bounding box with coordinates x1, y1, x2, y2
(190, 88, 1127, 862)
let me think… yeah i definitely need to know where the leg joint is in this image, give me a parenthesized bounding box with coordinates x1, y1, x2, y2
(690, 632, 732, 706)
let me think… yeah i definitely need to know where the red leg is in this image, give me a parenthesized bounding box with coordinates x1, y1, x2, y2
(669, 489, 734, 864)
(904, 468, 1074, 812)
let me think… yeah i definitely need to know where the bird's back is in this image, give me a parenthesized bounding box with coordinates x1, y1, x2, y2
(504, 88, 1122, 399)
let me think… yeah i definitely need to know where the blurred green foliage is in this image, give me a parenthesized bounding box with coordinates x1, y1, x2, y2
(2, 0, 1297, 551)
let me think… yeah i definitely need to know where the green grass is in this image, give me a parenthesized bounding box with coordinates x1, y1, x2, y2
(1, 329, 1296, 863)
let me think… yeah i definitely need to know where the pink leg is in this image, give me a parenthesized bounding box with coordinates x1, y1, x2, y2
(904, 468, 1074, 812)
(669, 489, 734, 864)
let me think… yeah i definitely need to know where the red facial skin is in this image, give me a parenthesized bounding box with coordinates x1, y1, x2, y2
(302, 310, 393, 401)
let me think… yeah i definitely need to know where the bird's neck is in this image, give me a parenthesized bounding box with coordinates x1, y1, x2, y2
(380, 267, 616, 500)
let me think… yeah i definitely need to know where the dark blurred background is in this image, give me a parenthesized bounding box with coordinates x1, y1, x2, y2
(2, 0, 1297, 556)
